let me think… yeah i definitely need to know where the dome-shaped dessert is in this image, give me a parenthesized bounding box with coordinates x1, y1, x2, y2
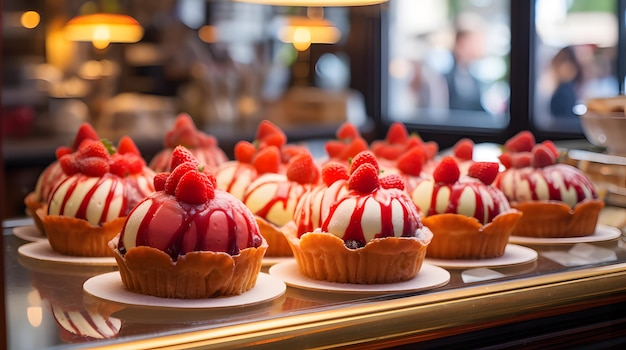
(111, 146, 267, 298)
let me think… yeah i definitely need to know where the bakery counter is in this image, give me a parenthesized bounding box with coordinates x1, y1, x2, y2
(4, 208, 626, 350)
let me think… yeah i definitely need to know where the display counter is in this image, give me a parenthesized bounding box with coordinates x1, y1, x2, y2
(4, 204, 626, 349)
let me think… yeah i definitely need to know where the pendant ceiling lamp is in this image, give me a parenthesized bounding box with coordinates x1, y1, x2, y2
(233, 0, 387, 6)
(65, 13, 144, 49)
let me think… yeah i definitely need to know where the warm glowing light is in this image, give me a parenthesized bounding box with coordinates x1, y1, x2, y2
(21, 11, 40, 29)
(234, 0, 387, 6)
(278, 17, 341, 51)
(27, 307, 43, 327)
(65, 13, 143, 49)
(198, 25, 218, 43)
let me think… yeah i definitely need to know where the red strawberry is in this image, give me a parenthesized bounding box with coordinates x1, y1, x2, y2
(397, 147, 424, 176)
(532, 144, 556, 168)
(55, 146, 73, 159)
(59, 154, 79, 175)
(386, 122, 409, 144)
(339, 137, 369, 160)
(77, 140, 110, 159)
(325, 140, 346, 158)
(498, 152, 513, 169)
(379, 174, 405, 190)
(252, 145, 280, 174)
(154, 172, 169, 191)
(259, 131, 287, 149)
(511, 152, 532, 168)
(453, 138, 474, 161)
(234, 141, 256, 163)
(281, 144, 308, 163)
(423, 141, 438, 159)
(165, 162, 199, 195)
(321, 162, 349, 186)
(433, 156, 460, 184)
(71, 122, 99, 150)
(371, 142, 404, 160)
(256, 120, 285, 145)
(286, 153, 317, 184)
(117, 136, 141, 156)
(541, 140, 560, 159)
(175, 171, 215, 204)
(505, 130, 535, 153)
(406, 134, 424, 149)
(171, 146, 199, 170)
(164, 114, 198, 148)
(125, 154, 145, 174)
(348, 163, 379, 193)
(468, 162, 500, 185)
(109, 154, 130, 177)
(349, 151, 379, 175)
(77, 157, 110, 177)
(336, 122, 360, 141)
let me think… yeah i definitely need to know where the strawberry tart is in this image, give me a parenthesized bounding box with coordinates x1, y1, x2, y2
(149, 113, 227, 172)
(24, 123, 100, 234)
(285, 151, 433, 284)
(110, 146, 266, 298)
(243, 151, 321, 257)
(39, 137, 155, 257)
(494, 131, 604, 238)
(411, 156, 522, 259)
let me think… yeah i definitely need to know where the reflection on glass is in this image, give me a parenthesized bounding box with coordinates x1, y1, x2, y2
(386, 0, 510, 129)
(533, 0, 619, 133)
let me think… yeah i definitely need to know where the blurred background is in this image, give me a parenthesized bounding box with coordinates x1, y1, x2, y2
(2, 0, 625, 219)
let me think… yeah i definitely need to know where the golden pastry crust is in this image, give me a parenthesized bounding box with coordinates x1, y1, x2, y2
(510, 199, 604, 238)
(109, 236, 268, 298)
(284, 224, 431, 284)
(38, 208, 124, 257)
(255, 216, 293, 257)
(421, 210, 523, 259)
(24, 192, 46, 235)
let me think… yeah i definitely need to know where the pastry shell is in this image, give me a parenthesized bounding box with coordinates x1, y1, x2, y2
(509, 199, 604, 238)
(284, 223, 432, 284)
(421, 210, 523, 259)
(255, 216, 293, 257)
(109, 236, 268, 298)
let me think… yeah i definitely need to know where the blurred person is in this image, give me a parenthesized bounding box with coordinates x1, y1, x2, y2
(549, 46, 584, 118)
(444, 29, 485, 111)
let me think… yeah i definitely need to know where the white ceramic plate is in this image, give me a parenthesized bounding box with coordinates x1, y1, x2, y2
(509, 224, 622, 245)
(18, 240, 117, 266)
(424, 244, 538, 269)
(268, 261, 450, 294)
(83, 272, 286, 309)
(13, 225, 46, 242)
(262, 256, 294, 267)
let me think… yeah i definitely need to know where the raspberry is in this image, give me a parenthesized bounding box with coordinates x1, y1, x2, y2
(453, 138, 474, 161)
(379, 174, 405, 190)
(252, 145, 281, 174)
(286, 152, 318, 184)
(321, 162, 349, 186)
(432, 156, 460, 184)
(349, 151, 379, 175)
(175, 170, 215, 204)
(468, 162, 500, 185)
(348, 163, 379, 193)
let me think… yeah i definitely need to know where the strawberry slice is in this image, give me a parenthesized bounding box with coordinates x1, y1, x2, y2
(505, 130, 535, 153)
(397, 147, 424, 176)
(234, 141, 256, 163)
(286, 152, 318, 184)
(321, 162, 349, 186)
(379, 174, 404, 190)
(531, 144, 557, 168)
(252, 145, 280, 174)
(386, 122, 409, 144)
(433, 156, 460, 184)
(349, 151, 379, 175)
(175, 170, 215, 204)
(348, 163, 379, 193)
(453, 138, 474, 161)
(467, 162, 499, 185)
